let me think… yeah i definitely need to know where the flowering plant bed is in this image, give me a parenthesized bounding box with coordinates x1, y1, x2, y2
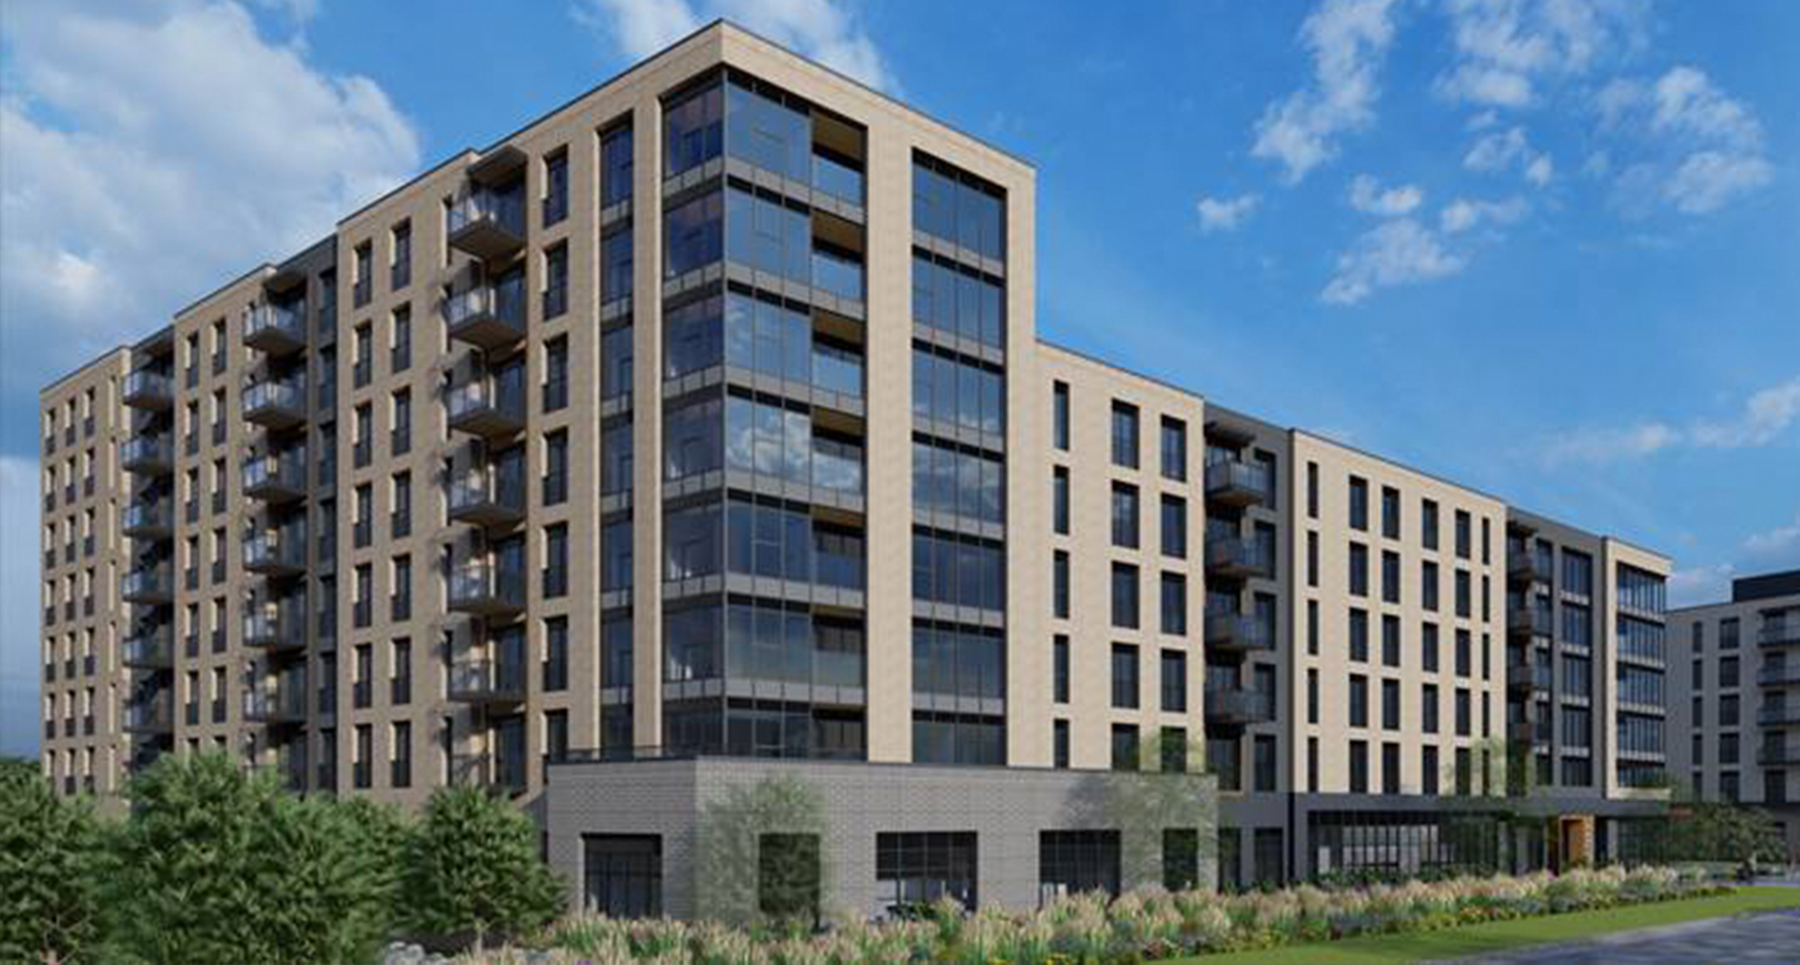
(441, 865, 1729, 965)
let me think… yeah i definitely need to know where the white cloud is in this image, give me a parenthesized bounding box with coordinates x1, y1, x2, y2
(1463, 125, 1553, 185)
(1744, 512, 1800, 564)
(573, 0, 895, 91)
(1595, 66, 1773, 214)
(1689, 375, 1800, 448)
(1195, 193, 1261, 233)
(0, 0, 421, 427)
(1250, 0, 1401, 183)
(1439, 195, 1528, 234)
(1348, 174, 1422, 216)
(1437, 0, 1644, 108)
(1321, 218, 1467, 305)
(1538, 422, 1679, 468)
(1669, 563, 1734, 608)
(1537, 374, 1800, 466)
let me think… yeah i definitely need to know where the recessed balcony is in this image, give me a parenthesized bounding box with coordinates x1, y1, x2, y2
(121, 436, 173, 475)
(1507, 554, 1552, 584)
(122, 370, 173, 409)
(1508, 607, 1553, 640)
(122, 501, 174, 539)
(447, 658, 526, 705)
(446, 379, 525, 438)
(1205, 460, 1271, 508)
(243, 675, 308, 724)
(121, 566, 173, 605)
(243, 378, 307, 429)
(1758, 744, 1800, 767)
(243, 529, 307, 576)
(443, 278, 527, 350)
(447, 470, 526, 527)
(447, 562, 525, 616)
(121, 626, 175, 669)
(1759, 703, 1800, 727)
(123, 694, 174, 734)
(244, 302, 307, 355)
(1205, 537, 1273, 580)
(1204, 613, 1275, 653)
(243, 452, 308, 503)
(1204, 686, 1275, 726)
(1761, 625, 1800, 650)
(1759, 663, 1800, 688)
(244, 605, 307, 652)
(447, 188, 526, 262)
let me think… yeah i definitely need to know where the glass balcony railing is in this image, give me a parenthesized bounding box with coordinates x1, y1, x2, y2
(810, 249, 865, 302)
(443, 279, 527, 348)
(447, 563, 525, 614)
(243, 529, 307, 572)
(244, 302, 307, 351)
(448, 659, 526, 703)
(121, 436, 173, 473)
(447, 470, 526, 524)
(243, 451, 308, 499)
(1205, 537, 1274, 579)
(243, 379, 306, 424)
(121, 566, 172, 602)
(244, 604, 307, 650)
(122, 370, 173, 408)
(447, 188, 526, 260)
(122, 501, 173, 536)
(445, 379, 525, 435)
(1205, 460, 1272, 506)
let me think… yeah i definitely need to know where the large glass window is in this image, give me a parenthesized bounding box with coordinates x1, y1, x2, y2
(601, 125, 633, 205)
(602, 227, 633, 302)
(912, 622, 1004, 699)
(726, 78, 810, 180)
(664, 83, 722, 177)
(912, 712, 1003, 765)
(912, 347, 1004, 435)
(912, 530, 1004, 611)
(665, 292, 864, 395)
(877, 832, 977, 912)
(664, 190, 723, 277)
(1039, 831, 1120, 900)
(911, 253, 1003, 347)
(664, 602, 864, 688)
(726, 185, 812, 284)
(914, 439, 1004, 524)
(913, 156, 1005, 261)
(583, 835, 661, 917)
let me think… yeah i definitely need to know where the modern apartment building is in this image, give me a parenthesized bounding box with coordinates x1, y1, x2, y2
(1669, 569, 1800, 862)
(38, 20, 1671, 917)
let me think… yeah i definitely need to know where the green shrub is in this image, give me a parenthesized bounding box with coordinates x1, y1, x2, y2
(403, 787, 563, 950)
(0, 758, 107, 965)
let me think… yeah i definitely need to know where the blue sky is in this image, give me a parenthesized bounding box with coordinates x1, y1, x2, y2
(2, 0, 1796, 756)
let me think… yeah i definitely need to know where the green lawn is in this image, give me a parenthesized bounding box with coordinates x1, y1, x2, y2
(1170, 886, 1800, 965)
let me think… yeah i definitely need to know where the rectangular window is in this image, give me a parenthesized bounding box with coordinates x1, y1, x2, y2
(1110, 724, 1140, 771)
(1350, 608, 1369, 662)
(1052, 551, 1070, 619)
(1381, 550, 1401, 604)
(1349, 476, 1369, 531)
(1422, 560, 1439, 611)
(1382, 615, 1401, 667)
(1052, 635, 1070, 703)
(876, 832, 978, 911)
(1307, 600, 1320, 655)
(1307, 532, 1320, 588)
(1349, 740, 1369, 793)
(1161, 495, 1187, 558)
(1052, 467, 1070, 535)
(1111, 483, 1140, 548)
(1111, 563, 1138, 629)
(1052, 381, 1070, 450)
(543, 243, 569, 318)
(1160, 417, 1187, 481)
(1160, 649, 1187, 712)
(1382, 679, 1400, 730)
(1382, 742, 1401, 794)
(1053, 720, 1070, 769)
(1422, 683, 1439, 733)
(1381, 486, 1400, 540)
(1111, 644, 1139, 709)
(1254, 735, 1277, 792)
(543, 616, 569, 691)
(1160, 573, 1188, 636)
(1111, 402, 1139, 469)
(1422, 623, 1439, 671)
(601, 124, 634, 205)
(1349, 673, 1368, 727)
(1307, 669, 1319, 724)
(544, 336, 569, 412)
(1306, 461, 1320, 519)
(390, 220, 412, 290)
(1455, 510, 1472, 559)
(1422, 498, 1439, 550)
(1039, 830, 1120, 899)
(1349, 543, 1369, 597)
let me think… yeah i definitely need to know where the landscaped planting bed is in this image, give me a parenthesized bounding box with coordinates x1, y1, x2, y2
(448, 865, 1728, 964)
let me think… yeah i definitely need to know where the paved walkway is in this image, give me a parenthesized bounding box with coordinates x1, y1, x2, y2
(1446, 909, 1800, 964)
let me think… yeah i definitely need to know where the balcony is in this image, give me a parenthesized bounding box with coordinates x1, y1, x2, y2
(447, 471, 526, 527)
(1506, 659, 1552, 693)
(1759, 704, 1800, 727)
(1759, 663, 1800, 688)
(443, 279, 527, 350)
(447, 562, 525, 616)
(123, 695, 174, 734)
(447, 188, 526, 262)
(1204, 686, 1275, 726)
(122, 501, 173, 540)
(122, 370, 173, 409)
(1205, 460, 1271, 508)
(121, 566, 173, 605)
(1508, 607, 1553, 639)
(243, 529, 307, 576)
(1758, 744, 1800, 767)
(244, 302, 307, 355)
(244, 605, 307, 652)
(1205, 537, 1274, 580)
(121, 627, 175, 669)
(243, 452, 308, 503)
(243, 677, 308, 724)
(1507, 554, 1552, 584)
(447, 659, 527, 705)
(1203, 614, 1275, 653)
(243, 378, 307, 429)
(446, 379, 525, 438)
(1761, 625, 1800, 650)
(121, 436, 173, 475)
(450, 753, 527, 796)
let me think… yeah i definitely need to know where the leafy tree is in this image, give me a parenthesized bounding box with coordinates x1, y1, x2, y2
(335, 796, 414, 937)
(1667, 800, 1786, 867)
(0, 759, 106, 965)
(108, 753, 390, 965)
(1067, 730, 1218, 892)
(694, 774, 829, 926)
(403, 787, 563, 950)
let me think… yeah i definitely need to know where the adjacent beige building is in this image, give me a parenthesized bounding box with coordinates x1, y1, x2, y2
(39, 20, 1676, 911)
